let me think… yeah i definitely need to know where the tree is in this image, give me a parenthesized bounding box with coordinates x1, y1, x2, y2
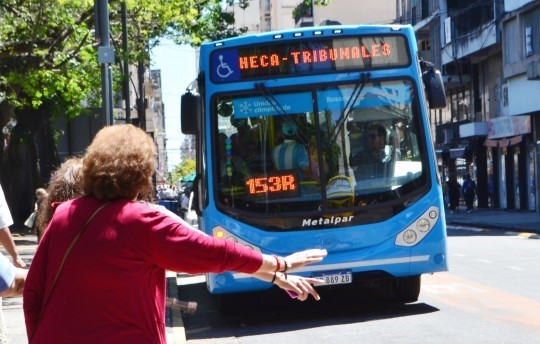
(170, 159, 196, 185)
(0, 0, 248, 226)
(0, 1, 100, 223)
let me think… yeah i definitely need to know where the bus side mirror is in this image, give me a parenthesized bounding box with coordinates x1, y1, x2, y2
(181, 91, 200, 135)
(422, 69, 447, 109)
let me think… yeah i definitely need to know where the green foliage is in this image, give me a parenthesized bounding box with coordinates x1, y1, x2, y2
(164, 0, 248, 46)
(171, 159, 196, 184)
(0, 0, 253, 125)
(0, 0, 257, 225)
(0, 0, 99, 119)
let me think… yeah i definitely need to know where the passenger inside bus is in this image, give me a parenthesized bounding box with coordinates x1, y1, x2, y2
(230, 116, 273, 174)
(394, 120, 412, 159)
(272, 121, 311, 180)
(229, 117, 253, 161)
(307, 135, 328, 182)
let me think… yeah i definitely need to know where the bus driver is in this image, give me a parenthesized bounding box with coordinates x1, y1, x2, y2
(351, 124, 393, 180)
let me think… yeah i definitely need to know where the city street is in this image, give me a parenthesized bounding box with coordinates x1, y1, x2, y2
(1, 1, 540, 344)
(2, 207, 539, 343)
(180, 224, 540, 344)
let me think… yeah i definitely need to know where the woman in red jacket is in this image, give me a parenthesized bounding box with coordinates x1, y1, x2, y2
(24, 124, 326, 344)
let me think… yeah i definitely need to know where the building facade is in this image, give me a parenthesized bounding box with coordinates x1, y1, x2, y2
(231, 0, 396, 32)
(500, 0, 540, 211)
(398, 0, 540, 212)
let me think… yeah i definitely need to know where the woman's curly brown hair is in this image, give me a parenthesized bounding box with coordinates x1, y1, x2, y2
(34, 156, 84, 241)
(82, 124, 156, 201)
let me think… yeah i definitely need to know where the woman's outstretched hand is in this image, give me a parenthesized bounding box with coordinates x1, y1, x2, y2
(274, 273, 325, 301)
(284, 249, 327, 271)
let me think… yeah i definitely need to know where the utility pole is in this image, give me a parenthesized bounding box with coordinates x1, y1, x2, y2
(137, 61, 146, 131)
(121, 2, 131, 123)
(95, 0, 114, 126)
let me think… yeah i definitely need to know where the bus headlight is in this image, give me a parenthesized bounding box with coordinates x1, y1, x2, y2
(417, 218, 430, 232)
(395, 206, 439, 247)
(212, 226, 262, 253)
(403, 229, 417, 244)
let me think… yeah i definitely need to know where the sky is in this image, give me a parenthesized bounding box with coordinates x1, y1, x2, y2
(150, 38, 197, 171)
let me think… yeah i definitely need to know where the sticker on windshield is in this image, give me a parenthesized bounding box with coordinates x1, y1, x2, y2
(318, 83, 412, 112)
(233, 92, 312, 118)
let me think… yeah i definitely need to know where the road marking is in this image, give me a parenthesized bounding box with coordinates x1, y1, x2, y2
(423, 282, 485, 294)
(423, 273, 540, 334)
(506, 266, 524, 271)
(477, 259, 492, 264)
(517, 232, 540, 239)
(448, 226, 539, 240)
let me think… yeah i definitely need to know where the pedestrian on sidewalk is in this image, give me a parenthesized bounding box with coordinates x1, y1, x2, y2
(0, 253, 25, 298)
(0, 184, 27, 344)
(34, 157, 84, 241)
(179, 188, 191, 220)
(24, 124, 327, 344)
(25, 188, 48, 243)
(446, 173, 461, 214)
(34, 156, 198, 315)
(462, 173, 477, 213)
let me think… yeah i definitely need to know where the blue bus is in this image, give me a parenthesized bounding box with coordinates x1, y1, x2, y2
(181, 25, 448, 304)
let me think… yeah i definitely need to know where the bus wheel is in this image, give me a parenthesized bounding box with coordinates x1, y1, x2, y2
(392, 275, 421, 303)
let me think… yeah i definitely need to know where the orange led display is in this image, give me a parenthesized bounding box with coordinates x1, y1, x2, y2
(239, 43, 392, 71)
(245, 172, 300, 198)
(236, 35, 407, 80)
(211, 34, 409, 83)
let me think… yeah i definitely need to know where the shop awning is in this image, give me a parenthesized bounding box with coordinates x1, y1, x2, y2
(485, 139, 498, 147)
(484, 135, 522, 148)
(510, 135, 522, 145)
(181, 172, 196, 182)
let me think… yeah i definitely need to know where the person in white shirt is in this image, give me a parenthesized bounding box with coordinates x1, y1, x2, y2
(0, 253, 24, 298)
(0, 184, 27, 343)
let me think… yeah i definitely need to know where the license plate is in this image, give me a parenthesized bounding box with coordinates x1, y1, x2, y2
(312, 270, 352, 286)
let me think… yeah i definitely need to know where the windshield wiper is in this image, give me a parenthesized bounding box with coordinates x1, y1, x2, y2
(330, 72, 371, 142)
(254, 82, 309, 145)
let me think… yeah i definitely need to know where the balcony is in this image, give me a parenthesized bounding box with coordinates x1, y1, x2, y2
(442, 0, 499, 65)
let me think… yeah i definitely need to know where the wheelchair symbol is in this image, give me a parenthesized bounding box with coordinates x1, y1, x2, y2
(216, 55, 234, 79)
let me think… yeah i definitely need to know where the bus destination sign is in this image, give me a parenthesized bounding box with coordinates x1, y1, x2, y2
(245, 171, 300, 199)
(210, 35, 410, 83)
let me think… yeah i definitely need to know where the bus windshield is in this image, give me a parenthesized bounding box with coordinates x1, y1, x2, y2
(215, 78, 427, 219)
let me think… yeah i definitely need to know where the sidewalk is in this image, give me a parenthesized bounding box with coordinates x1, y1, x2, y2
(445, 206, 540, 234)
(2, 228, 185, 344)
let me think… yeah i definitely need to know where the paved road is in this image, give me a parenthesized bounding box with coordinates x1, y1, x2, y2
(2, 205, 538, 343)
